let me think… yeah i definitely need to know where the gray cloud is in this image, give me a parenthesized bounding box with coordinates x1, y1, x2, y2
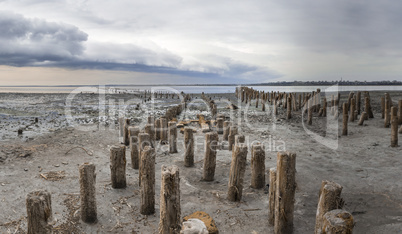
(276, 1, 402, 56)
(84, 42, 183, 68)
(0, 10, 279, 82)
(0, 11, 88, 66)
(1, 1, 402, 83)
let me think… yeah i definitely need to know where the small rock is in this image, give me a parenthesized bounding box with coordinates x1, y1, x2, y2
(24, 168, 28, 171)
(54, 164, 60, 167)
(183, 211, 219, 234)
(181, 219, 208, 234)
(62, 162, 68, 165)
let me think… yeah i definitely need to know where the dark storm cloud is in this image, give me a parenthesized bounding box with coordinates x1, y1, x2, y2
(0, 12, 88, 66)
(0, 11, 276, 81)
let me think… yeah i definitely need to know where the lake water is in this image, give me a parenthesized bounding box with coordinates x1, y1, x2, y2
(0, 85, 401, 94)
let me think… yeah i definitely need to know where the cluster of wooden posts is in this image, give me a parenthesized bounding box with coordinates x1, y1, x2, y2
(237, 86, 402, 147)
(266, 153, 354, 233)
(201, 93, 217, 118)
(24, 88, 400, 233)
(138, 90, 184, 102)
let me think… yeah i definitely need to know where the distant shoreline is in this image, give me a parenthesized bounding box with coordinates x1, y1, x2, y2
(1, 82, 402, 87)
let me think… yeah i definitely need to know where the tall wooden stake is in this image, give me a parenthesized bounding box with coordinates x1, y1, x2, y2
(203, 132, 219, 181)
(79, 163, 97, 223)
(251, 144, 265, 189)
(391, 106, 398, 147)
(342, 103, 348, 136)
(227, 143, 248, 202)
(158, 165, 181, 234)
(184, 127, 194, 167)
(274, 151, 296, 234)
(168, 121, 178, 153)
(110, 145, 126, 188)
(268, 168, 277, 226)
(140, 146, 155, 215)
(26, 191, 52, 234)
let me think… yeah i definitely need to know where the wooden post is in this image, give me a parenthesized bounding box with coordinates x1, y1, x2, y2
(366, 95, 374, 118)
(322, 209, 354, 234)
(168, 121, 178, 153)
(251, 144, 265, 189)
(118, 117, 124, 137)
(184, 127, 194, 167)
(342, 103, 348, 136)
(79, 163, 97, 223)
(330, 95, 335, 116)
(228, 126, 238, 151)
(155, 118, 161, 141)
(227, 143, 248, 202)
(130, 136, 139, 169)
(160, 117, 168, 144)
(110, 145, 126, 188)
(316, 91, 321, 112)
(223, 121, 232, 141)
(399, 100, 402, 125)
(140, 146, 155, 215)
(364, 97, 370, 120)
(287, 96, 292, 119)
(356, 91, 361, 115)
(274, 151, 296, 234)
(123, 119, 130, 146)
(203, 132, 219, 181)
(268, 168, 277, 226)
(381, 96, 385, 119)
(256, 96, 259, 108)
(358, 112, 368, 126)
(298, 93, 302, 110)
(385, 95, 390, 128)
(349, 98, 355, 122)
(347, 92, 353, 110)
(216, 118, 224, 134)
(274, 99, 278, 115)
(308, 99, 313, 125)
(144, 124, 155, 147)
(26, 191, 52, 234)
(138, 133, 152, 186)
(128, 126, 140, 139)
(314, 181, 343, 234)
(235, 134, 245, 146)
(148, 115, 154, 124)
(159, 165, 181, 234)
(391, 107, 398, 147)
(323, 97, 327, 117)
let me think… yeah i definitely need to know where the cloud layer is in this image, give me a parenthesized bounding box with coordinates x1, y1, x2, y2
(0, 10, 275, 82)
(0, 12, 88, 66)
(0, 0, 402, 83)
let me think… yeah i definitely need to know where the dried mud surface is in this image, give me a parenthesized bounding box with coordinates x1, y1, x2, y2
(0, 91, 401, 233)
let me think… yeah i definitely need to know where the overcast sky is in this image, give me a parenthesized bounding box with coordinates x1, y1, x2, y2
(1, 0, 401, 85)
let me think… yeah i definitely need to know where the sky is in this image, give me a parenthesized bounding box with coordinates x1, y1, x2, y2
(0, 0, 402, 85)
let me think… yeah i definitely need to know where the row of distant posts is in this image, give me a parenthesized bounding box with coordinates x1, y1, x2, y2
(237, 86, 401, 147)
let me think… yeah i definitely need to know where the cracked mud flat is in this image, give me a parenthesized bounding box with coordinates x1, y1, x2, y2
(0, 91, 401, 233)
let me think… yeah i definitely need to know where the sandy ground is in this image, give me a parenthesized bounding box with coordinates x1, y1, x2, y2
(0, 91, 401, 233)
